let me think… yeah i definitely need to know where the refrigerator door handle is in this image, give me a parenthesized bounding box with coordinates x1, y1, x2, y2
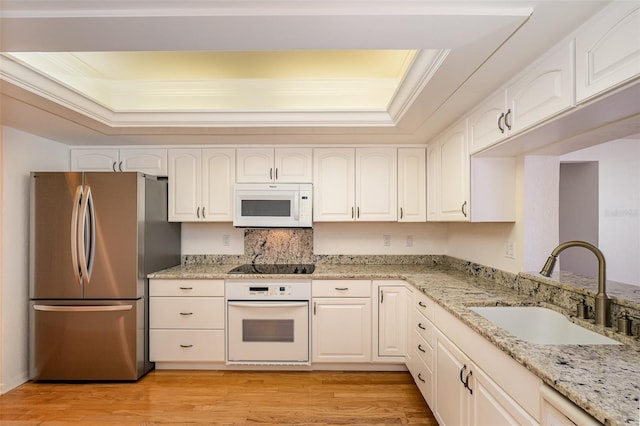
(33, 304, 134, 312)
(78, 185, 96, 285)
(70, 185, 83, 287)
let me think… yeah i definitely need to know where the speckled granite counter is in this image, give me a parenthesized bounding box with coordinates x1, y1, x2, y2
(149, 263, 640, 426)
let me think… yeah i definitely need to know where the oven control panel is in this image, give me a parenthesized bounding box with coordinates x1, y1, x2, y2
(225, 280, 312, 300)
(248, 285, 292, 296)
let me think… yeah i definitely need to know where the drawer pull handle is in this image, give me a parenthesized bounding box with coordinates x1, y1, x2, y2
(417, 373, 426, 383)
(418, 301, 427, 308)
(335, 287, 349, 291)
(460, 364, 468, 386)
(418, 344, 426, 353)
(179, 287, 193, 290)
(179, 312, 193, 316)
(465, 371, 473, 395)
(179, 344, 193, 348)
(418, 323, 426, 330)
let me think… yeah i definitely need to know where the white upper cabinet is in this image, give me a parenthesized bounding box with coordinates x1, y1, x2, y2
(71, 148, 168, 176)
(434, 120, 470, 221)
(575, 1, 640, 102)
(397, 148, 426, 222)
(313, 148, 397, 222)
(201, 149, 236, 222)
(168, 148, 235, 222)
(236, 147, 312, 183)
(313, 148, 356, 221)
(468, 40, 574, 154)
(428, 120, 515, 222)
(355, 148, 398, 221)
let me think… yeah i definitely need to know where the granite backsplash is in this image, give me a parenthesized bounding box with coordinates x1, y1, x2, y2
(181, 228, 640, 337)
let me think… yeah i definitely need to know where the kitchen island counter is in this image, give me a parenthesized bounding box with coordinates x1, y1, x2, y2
(149, 262, 640, 426)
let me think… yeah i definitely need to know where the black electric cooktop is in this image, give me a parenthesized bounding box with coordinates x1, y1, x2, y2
(227, 263, 315, 275)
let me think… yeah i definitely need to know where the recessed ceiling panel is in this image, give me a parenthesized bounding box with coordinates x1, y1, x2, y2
(9, 50, 419, 111)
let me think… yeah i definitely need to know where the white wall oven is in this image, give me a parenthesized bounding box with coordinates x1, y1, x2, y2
(226, 280, 310, 365)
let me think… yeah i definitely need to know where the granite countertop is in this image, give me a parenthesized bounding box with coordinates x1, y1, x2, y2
(149, 263, 640, 426)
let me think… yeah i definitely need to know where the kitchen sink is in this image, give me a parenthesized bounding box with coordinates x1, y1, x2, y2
(469, 306, 620, 345)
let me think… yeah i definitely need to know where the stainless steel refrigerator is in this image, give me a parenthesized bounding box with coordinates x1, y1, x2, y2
(29, 172, 181, 381)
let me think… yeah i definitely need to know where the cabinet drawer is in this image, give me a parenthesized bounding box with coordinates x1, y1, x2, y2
(412, 352, 434, 408)
(149, 279, 224, 297)
(312, 280, 371, 297)
(415, 310, 434, 345)
(415, 292, 434, 321)
(150, 297, 224, 329)
(150, 329, 224, 362)
(414, 331, 434, 371)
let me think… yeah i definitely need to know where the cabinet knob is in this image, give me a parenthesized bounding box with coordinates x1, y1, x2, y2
(400, 207, 404, 219)
(504, 109, 512, 130)
(179, 344, 193, 348)
(418, 344, 426, 353)
(461, 201, 468, 218)
(418, 323, 426, 330)
(497, 112, 505, 133)
(418, 373, 426, 383)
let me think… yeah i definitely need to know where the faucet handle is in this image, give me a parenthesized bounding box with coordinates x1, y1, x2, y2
(571, 296, 589, 319)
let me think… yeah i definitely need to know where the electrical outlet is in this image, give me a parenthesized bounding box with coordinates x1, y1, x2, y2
(383, 235, 391, 247)
(504, 241, 515, 259)
(222, 235, 231, 247)
(406, 235, 413, 247)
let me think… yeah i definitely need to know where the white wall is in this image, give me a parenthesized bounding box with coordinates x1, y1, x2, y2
(1, 127, 69, 393)
(561, 138, 640, 285)
(313, 222, 448, 255)
(180, 221, 449, 256)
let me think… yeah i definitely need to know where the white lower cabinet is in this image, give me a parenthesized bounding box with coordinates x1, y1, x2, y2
(375, 282, 409, 359)
(409, 292, 435, 410)
(311, 280, 371, 363)
(149, 279, 225, 363)
(434, 329, 538, 426)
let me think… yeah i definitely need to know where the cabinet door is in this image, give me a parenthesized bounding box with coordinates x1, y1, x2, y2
(313, 148, 356, 221)
(70, 149, 119, 171)
(312, 297, 371, 363)
(236, 148, 274, 183)
(468, 91, 507, 154)
(397, 148, 426, 222)
(119, 149, 168, 176)
(356, 148, 397, 221)
(274, 148, 313, 182)
(438, 120, 469, 221)
(378, 286, 408, 357)
(507, 40, 574, 135)
(434, 330, 470, 426)
(426, 145, 439, 221)
(202, 148, 235, 222)
(575, 2, 640, 102)
(168, 149, 201, 222)
(470, 363, 538, 426)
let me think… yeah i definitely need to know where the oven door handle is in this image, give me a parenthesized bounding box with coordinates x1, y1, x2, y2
(228, 301, 308, 308)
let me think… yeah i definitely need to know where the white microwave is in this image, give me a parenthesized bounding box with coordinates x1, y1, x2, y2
(233, 183, 313, 228)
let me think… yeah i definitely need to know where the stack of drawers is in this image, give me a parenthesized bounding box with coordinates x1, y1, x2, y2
(149, 279, 225, 362)
(411, 292, 435, 407)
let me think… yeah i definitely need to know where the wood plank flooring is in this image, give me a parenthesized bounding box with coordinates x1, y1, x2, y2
(0, 370, 438, 425)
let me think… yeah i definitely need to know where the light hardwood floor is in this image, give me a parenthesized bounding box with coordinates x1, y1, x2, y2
(0, 370, 438, 425)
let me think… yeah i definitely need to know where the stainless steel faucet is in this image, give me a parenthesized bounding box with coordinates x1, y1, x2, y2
(539, 240, 611, 327)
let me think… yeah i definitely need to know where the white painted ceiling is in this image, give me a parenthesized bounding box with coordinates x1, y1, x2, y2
(0, 0, 612, 146)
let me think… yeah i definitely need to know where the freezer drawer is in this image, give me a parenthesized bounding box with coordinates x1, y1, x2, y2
(30, 299, 145, 381)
